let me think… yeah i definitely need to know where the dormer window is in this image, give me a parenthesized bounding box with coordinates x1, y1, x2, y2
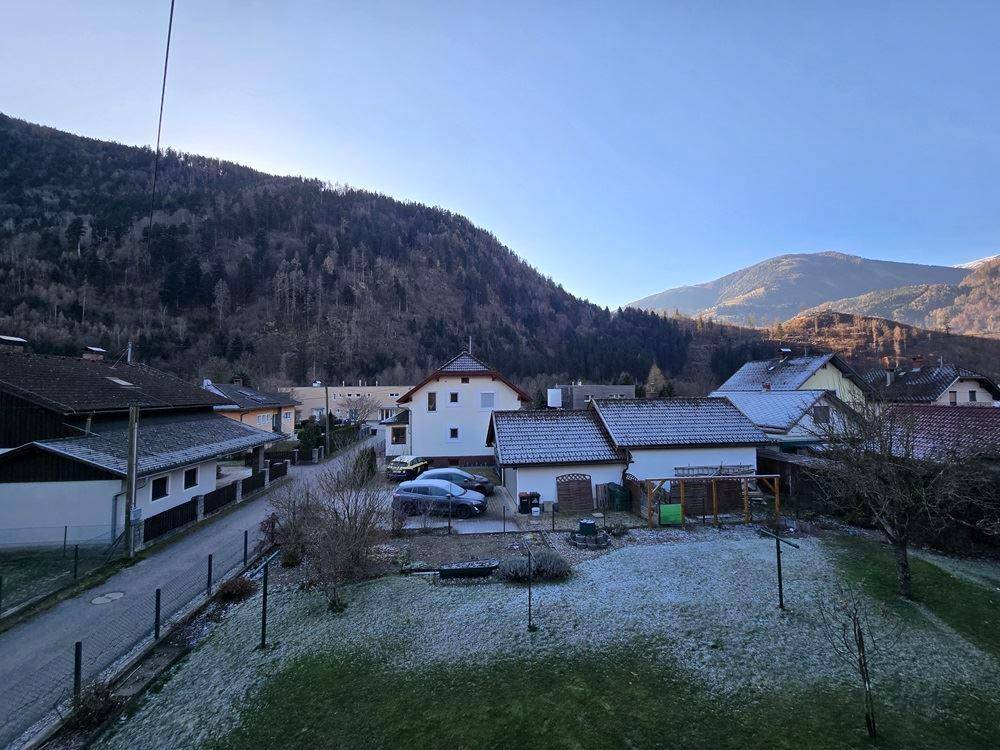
(105, 376, 135, 387)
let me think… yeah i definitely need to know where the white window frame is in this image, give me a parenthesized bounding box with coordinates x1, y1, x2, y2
(257, 414, 270, 426)
(151, 475, 170, 501)
(183, 466, 199, 490)
(969, 390, 977, 403)
(949, 390, 958, 406)
(283, 411, 292, 421)
(427, 391, 437, 412)
(447, 426, 460, 441)
(391, 426, 407, 445)
(448, 391, 460, 407)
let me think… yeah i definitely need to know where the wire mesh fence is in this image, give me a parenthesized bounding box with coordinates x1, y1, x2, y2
(0, 526, 118, 615)
(0, 525, 268, 750)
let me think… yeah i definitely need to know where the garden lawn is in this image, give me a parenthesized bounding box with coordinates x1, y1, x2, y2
(0, 548, 76, 609)
(827, 535, 1000, 658)
(205, 645, 1000, 750)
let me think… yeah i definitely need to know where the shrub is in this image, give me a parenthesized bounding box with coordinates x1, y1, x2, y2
(217, 576, 258, 603)
(281, 549, 303, 568)
(69, 680, 119, 729)
(499, 549, 571, 583)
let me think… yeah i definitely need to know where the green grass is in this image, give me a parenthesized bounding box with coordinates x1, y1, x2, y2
(0, 548, 79, 609)
(826, 536, 1000, 659)
(205, 645, 1000, 750)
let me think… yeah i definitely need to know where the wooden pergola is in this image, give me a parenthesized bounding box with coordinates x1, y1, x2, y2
(642, 474, 782, 528)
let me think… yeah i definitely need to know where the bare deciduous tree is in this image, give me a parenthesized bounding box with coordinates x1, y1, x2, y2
(809, 400, 996, 598)
(337, 393, 381, 425)
(818, 582, 899, 743)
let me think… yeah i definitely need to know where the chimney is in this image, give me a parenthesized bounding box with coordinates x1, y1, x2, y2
(0, 335, 28, 355)
(911, 355, 924, 371)
(82, 346, 106, 362)
(762, 382, 772, 391)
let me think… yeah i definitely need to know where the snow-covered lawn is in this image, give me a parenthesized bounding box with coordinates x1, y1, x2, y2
(96, 528, 1000, 749)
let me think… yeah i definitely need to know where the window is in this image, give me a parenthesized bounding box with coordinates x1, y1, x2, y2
(184, 467, 198, 489)
(257, 414, 269, 426)
(969, 390, 978, 403)
(283, 411, 292, 420)
(461, 377, 470, 384)
(151, 476, 169, 501)
(480, 392, 495, 409)
(391, 426, 407, 445)
(812, 405, 830, 424)
(949, 390, 958, 406)
(389, 392, 399, 397)
(449, 427, 459, 440)
(449, 392, 459, 405)
(427, 392, 437, 412)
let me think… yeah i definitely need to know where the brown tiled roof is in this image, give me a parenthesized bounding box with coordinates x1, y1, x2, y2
(206, 383, 298, 410)
(863, 365, 1000, 403)
(717, 353, 871, 395)
(891, 404, 1000, 460)
(397, 350, 531, 403)
(0, 352, 231, 414)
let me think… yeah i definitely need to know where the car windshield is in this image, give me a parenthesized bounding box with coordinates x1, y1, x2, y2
(448, 483, 467, 496)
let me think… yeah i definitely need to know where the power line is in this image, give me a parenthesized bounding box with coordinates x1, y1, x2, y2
(143, 0, 177, 253)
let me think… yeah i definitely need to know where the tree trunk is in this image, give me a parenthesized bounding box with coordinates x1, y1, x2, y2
(893, 540, 913, 599)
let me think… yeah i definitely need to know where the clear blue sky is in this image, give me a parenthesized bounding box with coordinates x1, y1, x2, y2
(3, 1, 999, 307)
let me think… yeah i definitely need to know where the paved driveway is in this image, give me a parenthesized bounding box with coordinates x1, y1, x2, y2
(0, 437, 377, 749)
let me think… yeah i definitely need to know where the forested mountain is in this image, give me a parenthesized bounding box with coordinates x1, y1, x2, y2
(0, 114, 691, 389)
(799, 257, 1000, 338)
(628, 251, 974, 328)
(2, 115, 997, 395)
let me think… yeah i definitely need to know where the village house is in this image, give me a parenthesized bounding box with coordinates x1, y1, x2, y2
(202, 379, 299, 436)
(0, 347, 277, 546)
(715, 349, 871, 406)
(389, 351, 530, 465)
(282, 383, 410, 427)
(710, 390, 855, 451)
(547, 382, 636, 409)
(488, 397, 769, 507)
(863, 359, 1000, 406)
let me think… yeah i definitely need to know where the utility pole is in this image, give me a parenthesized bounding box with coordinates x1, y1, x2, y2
(124, 406, 139, 558)
(126, 339, 133, 364)
(324, 383, 331, 457)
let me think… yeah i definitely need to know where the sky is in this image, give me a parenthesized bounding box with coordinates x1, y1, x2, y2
(3, 1, 1000, 308)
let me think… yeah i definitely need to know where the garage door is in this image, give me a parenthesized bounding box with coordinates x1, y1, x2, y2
(556, 473, 593, 511)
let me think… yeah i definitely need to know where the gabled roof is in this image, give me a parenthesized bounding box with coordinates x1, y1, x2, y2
(0, 352, 232, 415)
(710, 390, 828, 433)
(205, 382, 298, 410)
(396, 351, 531, 404)
(863, 364, 1000, 403)
(487, 409, 622, 467)
(0, 412, 276, 477)
(891, 404, 1000, 460)
(591, 398, 769, 449)
(716, 353, 871, 394)
(380, 409, 409, 426)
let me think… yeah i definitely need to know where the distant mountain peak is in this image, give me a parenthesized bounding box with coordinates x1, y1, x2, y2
(955, 254, 1000, 270)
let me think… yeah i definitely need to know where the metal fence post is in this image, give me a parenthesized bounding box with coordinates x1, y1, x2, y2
(502, 505, 506, 533)
(552, 503, 556, 532)
(63, 525, 68, 556)
(527, 547, 535, 632)
(0, 575, 4, 613)
(73, 544, 79, 579)
(206, 554, 213, 597)
(243, 530, 249, 567)
(154, 588, 162, 640)
(259, 560, 269, 650)
(73, 641, 82, 698)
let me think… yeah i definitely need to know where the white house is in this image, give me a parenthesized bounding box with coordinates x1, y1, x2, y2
(488, 397, 769, 507)
(862, 360, 1000, 407)
(710, 390, 855, 449)
(388, 351, 530, 465)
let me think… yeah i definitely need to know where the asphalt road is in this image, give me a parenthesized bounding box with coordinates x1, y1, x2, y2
(0, 437, 376, 750)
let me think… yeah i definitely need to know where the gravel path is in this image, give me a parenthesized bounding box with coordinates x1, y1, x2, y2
(96, 531, 1000, 749)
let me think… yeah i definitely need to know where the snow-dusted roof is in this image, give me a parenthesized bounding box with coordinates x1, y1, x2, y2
(487, 410, 621, 467)
(591, 398, 769, 449)
(438, 352, 491, 373)
(711, 390, 827, 432)
(715, 354, 836, 392)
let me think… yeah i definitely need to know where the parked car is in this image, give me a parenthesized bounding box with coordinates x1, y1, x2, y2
(385, 455, 428, 481)
(421, 467, 495, 496)
(391, 479, 487, 519)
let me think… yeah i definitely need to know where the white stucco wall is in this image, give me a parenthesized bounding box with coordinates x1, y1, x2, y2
(0, 479, 123, 544)
(627, 446, 758, 480)
(933, 379, 997, 406)
(408, 376, 522, 458)
(508, 463, 627, 503)
(136, 459, 217, 519)
(801, 364, 866, 406)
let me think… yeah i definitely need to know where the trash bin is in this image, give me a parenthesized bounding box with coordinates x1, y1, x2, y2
(607, 482, 629, 511)
(518, 492, 531, 514)
(578, 518, 598, 536)
(529, 492, 541, 510)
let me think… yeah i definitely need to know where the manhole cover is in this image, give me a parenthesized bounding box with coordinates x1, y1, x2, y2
(91, 592, 125, 605)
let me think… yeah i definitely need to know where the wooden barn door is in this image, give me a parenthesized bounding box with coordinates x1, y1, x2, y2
(556, 473, 594, 511)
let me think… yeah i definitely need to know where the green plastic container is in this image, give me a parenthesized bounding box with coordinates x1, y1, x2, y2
(659, 503, 683, 526)
(607, 482, 629, 511)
